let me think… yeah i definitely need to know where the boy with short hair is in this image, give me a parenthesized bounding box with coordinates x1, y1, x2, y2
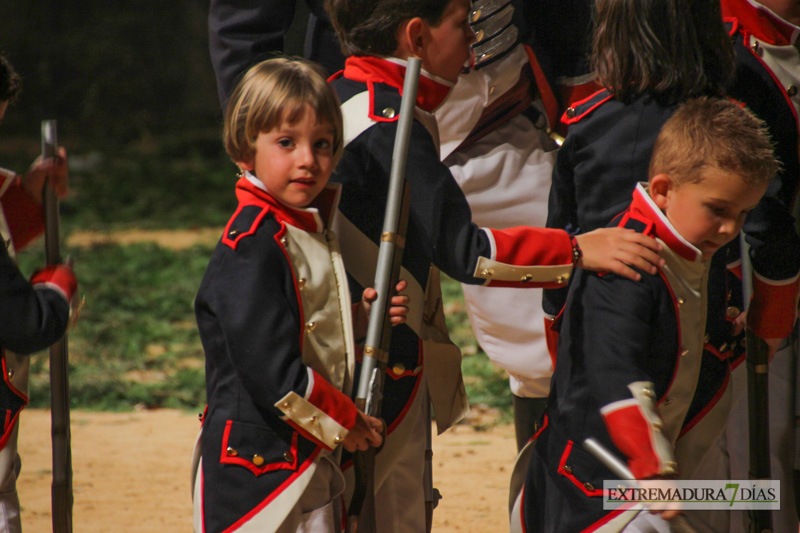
(324, 0, 664, 530)
(192, 57, 409, 533)
(511, 97, 779, 532)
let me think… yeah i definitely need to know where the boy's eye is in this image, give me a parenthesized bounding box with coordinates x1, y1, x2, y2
(315, 138, 333, 150)
(278, 138, 294, 148)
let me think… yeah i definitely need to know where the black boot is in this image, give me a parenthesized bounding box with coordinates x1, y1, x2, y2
(513, 395, 549, 452)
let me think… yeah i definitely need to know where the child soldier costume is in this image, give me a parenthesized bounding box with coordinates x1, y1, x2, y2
(0, 169, 77, 533)
(329, 55, 577, 532)
(512, 184, 732, 532)
(193, 175, 358, 533)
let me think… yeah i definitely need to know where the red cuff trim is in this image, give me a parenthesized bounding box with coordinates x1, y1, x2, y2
(602, 403, 663, 480)
(491, 227, 572, 268)
(748, 274, 799, 339)
(307, 370, 359, 431)
(30, 265, 77, 302)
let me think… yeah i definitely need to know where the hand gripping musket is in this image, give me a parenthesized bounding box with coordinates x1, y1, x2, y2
(740, 233, 773, 532)
(345, 57, 422, 533)
(42, 120, 74, 533)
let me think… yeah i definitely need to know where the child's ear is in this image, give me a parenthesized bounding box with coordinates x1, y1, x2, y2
(235, 160, 254, 172)
(649, 174, 673, 210)
(396, 17, 426, 59)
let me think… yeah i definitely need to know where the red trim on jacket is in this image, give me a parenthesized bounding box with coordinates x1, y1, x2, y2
(489, 226, 573, 268)
(219, 421, 300, 475)
(0, 357, 28, 451)
(679, 370, 731, 438)
(562, 89, 614, 126)
(341, 56, 452, 112)
(522, 45, 559, 131)
(748, 274, 800, 339)
(221, 203, 269, 249)
(722, 0, 799, 46)
(601, 403, 664, 480)
(0, 178, 45, 251)
(625, 184, 703, 263)
(307, 369, 359, 430)
(219, 446, 323, 533)
(558, 441, 604, 496)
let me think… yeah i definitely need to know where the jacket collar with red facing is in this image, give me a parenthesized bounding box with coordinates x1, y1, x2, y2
(620, 183, 703, 263)
(337, 55, 453, 113)
(235, 172, 341, 234)
(723, 0, 799, 45)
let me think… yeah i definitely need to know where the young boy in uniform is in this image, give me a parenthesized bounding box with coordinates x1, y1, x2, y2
(192, 57, 409, 533)
(324, 0, 664, 530)
(510, 97, 778, 532)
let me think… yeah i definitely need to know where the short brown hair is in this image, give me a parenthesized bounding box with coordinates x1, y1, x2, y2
(592, 0, 734, 105)
(325, 0, 450, 56)
(224, 57, 343, 166)
(649, 97, 779, 187)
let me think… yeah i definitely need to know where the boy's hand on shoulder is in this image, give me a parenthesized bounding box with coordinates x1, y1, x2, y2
(342, 411, 384, 452)
(576, 228, 664, 281)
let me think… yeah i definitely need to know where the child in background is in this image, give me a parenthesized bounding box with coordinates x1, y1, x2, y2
(0, 52, 77, 533)
(191, 57, 408, 533)
(717, 1, 800, 531)
(512, 97, 778, 532)
(324, 0, 664, 530)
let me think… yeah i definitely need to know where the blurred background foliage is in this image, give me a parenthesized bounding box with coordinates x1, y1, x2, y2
(2, 2, 511, 419)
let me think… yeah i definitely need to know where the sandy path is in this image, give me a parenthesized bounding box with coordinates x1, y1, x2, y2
(17, 409, 517, 532)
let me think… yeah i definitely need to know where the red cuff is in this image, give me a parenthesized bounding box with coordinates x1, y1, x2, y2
(602, 403, 664, 479)
(307, 370, 359, 430)
(0, 179, 44, 251)
(748, 273, 799, 339)
(30, 265, 77, 303)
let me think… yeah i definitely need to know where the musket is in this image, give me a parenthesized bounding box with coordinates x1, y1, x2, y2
(42, 120, 74, 533)
(740, 233, 773, 532)
(345, 57, 421, 533)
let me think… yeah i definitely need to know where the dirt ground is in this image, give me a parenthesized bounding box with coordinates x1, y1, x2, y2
(18, 409, 518, 532)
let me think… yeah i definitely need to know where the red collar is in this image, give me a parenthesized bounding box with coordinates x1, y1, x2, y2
(235, 176, 341, 234)
(722, 0, 799, 45)
(621, 184, 703, 263)
(340, 56, 453, 112)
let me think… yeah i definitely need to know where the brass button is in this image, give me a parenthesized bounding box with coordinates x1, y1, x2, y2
(252, 454, 265, 466)
(283, 451, 294, 462)
(788, 85, 798, 97)
(307, 322, 317, 332)
(489, 85, 495, 96)
(704, 333, 710, 343)
(720, 343, 728, 352)
(475, 29, 485, 42)
(280, 237, 288, 246)
(565, 107, 576, 119)
(480, 269, 494, 277)
(584, 482, 595, 491)
(642, 387, 655, 399)
(310, 415, 318, 424)
(652, 421, 663, 431)
(677, 297, 685, 306)
(392, 364, 406, 376)
(226, 447, 238, 457)
(298, 278, 307, 289)
(556, 276, 565, 284)
(663, 461, 678, 474)
(681, 348, 690, 357)
(726, 306, 740, 318)
(334, 435, 344, 443)
(228, 229, 239, 236)
(563, 465, 573, 474)
(281, 402, 291, 411)
(751, 41, 760, 54)
(6, 370, 12, 379)
(521, 274, 533, 282)
(471, 9, 481, 22)
(382, 107, 396, 119)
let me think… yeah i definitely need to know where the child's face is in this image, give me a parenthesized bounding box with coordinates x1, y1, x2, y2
(420, 0, 475, 83)
(652, 168, 767, 260)
(237, 106, 335, 209)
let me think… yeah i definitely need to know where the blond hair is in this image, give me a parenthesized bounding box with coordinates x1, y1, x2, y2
(224, 57, 343, 166)
(649, 97, 779, 187)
